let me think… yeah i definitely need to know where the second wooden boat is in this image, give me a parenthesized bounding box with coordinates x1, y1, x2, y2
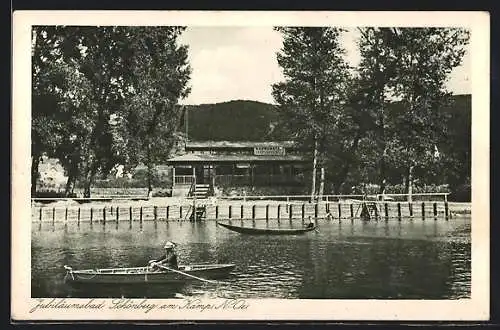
(217, 222, 317, 235)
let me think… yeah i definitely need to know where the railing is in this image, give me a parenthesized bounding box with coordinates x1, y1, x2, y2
(187, 178, 196, 197)
(183, 204, 193, 221)
(214, 174, 303, 186)
(216, 193, 450, 202)
(174, 175, 195, 185)
(31, 195, 150, 203)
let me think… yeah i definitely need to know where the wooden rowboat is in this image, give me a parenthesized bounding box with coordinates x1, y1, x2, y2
(63, 264, 235, 284)
(217, 222, 317, 235)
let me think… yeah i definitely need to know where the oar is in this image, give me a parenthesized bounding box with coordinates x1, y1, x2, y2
(152, 263, 227, 285)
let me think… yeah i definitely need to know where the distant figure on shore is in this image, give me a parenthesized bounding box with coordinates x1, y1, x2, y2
(149, 241, 178, 271)
(305, 216, 315, 229)
(325, 211, 334, 220)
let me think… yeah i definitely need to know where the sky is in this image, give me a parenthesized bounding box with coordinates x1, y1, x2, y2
(178, 27, 471, 105)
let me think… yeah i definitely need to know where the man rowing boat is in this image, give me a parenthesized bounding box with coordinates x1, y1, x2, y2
(149, 241, 178, 271)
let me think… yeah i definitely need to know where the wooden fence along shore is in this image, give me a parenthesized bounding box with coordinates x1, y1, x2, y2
(32, 200, 456, 225)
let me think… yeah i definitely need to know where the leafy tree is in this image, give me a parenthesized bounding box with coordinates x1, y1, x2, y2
(435, 94, 471, 200)
(119, 27, 191, 196)
(32, 26, 191, 197)
(354, 27, 470, 199)
(32, 26, 82, 195)
(272, 27, 352, 198)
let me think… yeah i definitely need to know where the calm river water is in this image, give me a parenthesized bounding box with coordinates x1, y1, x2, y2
(32, 217, 471, 299)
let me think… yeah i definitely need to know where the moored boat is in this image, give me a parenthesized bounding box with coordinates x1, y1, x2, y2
(217, 222, 317, 235)
(63, 263, 235, 284)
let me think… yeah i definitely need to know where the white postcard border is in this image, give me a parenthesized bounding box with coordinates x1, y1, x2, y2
(12, 10, 490, 321)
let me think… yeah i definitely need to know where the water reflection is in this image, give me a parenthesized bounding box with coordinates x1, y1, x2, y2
(32, 218, 471, 299)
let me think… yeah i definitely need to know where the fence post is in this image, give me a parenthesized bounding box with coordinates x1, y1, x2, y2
(140, 207, 143, 224)
(116, 206, 120, 222)
(326, 202, 330, 214)
(154, 206, 157, 221)
(129, 207, 133, 222)
(314, 203, 318, 219)
(166, 206, 170, 221)
(397, 203, 401, 221)
(90, 208, 93, 224)
(39, 208, 42, 221)
(444, 202, 449, 220)
(65, 208, 68, 222)
(277, 204, 281, 222)
(77, 208, 80, 225)
(409, 203, 413, 218)
(52, 207, 55, 223)
(229, 205, 232, 219)
(252, 205, 256, 220)
(179, 206, 183, 219)
(265, 205, 269, 222)
(289, 204, 293, 221)
(384, 203, 388, 221)
(338, 203, 342, 219)
(301, 204, 305, 219)
(103, 207, 106, 225)
(350, 204, 354, 218)
(241, 204, 244, 219)
(421, 202, 425, 220)
(433, 202, 438, 220)
(215, 205, 219, 220)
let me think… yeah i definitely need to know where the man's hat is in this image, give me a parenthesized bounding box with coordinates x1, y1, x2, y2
(164, 241, 176, 249)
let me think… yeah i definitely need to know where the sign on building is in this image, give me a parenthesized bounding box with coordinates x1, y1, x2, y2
(253, 146, 286, 156)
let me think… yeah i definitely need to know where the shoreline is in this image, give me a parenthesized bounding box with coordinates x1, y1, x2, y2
(31, 196, 472, 211)
(30, 197, 471, 223)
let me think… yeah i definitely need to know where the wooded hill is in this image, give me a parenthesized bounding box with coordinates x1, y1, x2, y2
(181, 95, 470, 143)
(182, 100, 282, 141)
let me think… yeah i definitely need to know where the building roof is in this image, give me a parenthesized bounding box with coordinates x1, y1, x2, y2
(185, 141, 297, 149)
(166, 153, 305, 163)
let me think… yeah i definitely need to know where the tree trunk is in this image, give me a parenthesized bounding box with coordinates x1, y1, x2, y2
(64, 158, 79, 197)
(65, 175, 76, 197)
(83, 177, 92, 198)
(83, 161, 98, 198)
(31, 155, 41, 196)
(378, 149, 387, 199)
(146, 144, 154, 197)
(379, 179, 387, 201)
(407, 165, 414, 202)
(378, 102, 387, 198)
(147, 168, 153, 198)
(318, 167, 325, 197)
(310, 138, 318, 202)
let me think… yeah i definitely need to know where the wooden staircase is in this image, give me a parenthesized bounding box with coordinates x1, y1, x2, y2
(359, 202, 380, 221)
(189, 183, 212, 199)
(183, 205, 207, 221)
(190, 206, 207, 221)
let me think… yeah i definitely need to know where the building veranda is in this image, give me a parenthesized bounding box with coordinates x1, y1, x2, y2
(167, 141, 307, 197)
